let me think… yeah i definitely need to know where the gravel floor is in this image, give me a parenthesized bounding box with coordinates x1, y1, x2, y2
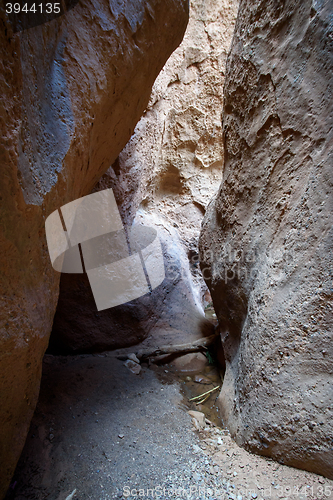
(5, 353, 333, 500)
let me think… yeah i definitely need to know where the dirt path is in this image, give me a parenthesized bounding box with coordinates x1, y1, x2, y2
(6, 353, 333, 500)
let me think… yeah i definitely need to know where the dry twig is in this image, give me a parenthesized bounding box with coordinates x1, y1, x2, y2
(189, 385, 220, 403)
(136, 333, 218, 361)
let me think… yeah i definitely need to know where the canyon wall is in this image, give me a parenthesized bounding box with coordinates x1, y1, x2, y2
(0, 0, 188, 495)
(200, 0, 333, 478)
(50, 0, 239, 353)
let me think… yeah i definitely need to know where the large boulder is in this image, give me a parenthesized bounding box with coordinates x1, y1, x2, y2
(199, 0, 333, 479)
(50, 211, 214, 353)
(0, 0, 189, 496)
(49, 0, 238, 353)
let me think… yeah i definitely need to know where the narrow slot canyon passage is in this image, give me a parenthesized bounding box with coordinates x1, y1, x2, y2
(7, 343, 331, 500)
(1, 0, 333, 498)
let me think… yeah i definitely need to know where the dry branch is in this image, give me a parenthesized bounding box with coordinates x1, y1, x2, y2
(189, 385, 221, 403)
(135, 332, 218, 361)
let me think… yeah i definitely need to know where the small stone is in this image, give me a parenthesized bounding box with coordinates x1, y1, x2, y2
(65, 489, 77, 500)
(118, 434, 124, 439)
(188, 410, 205, 430)
(127, 353, 140, 364)
(194, 375, 212, 384)
(252, 494, 257, 499)
(124, 359, 141, 375)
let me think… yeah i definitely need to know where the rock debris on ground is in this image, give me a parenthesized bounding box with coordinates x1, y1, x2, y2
(6, 353, 333, 500)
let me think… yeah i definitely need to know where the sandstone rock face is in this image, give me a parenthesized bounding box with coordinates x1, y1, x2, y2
(0, 1, 188, 496)
(199, 0, 333, 479)
(49, 0, 238, 354)
(50, 211, 214, 354)
(107, 0, 238, 264)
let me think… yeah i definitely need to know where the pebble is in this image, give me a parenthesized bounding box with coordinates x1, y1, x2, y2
(193, 444, 203, 454)
(189, 410, 206, 430)
(65, 489, 77, 500)
(194, 375, 212, 384)
(127, 353, 140, 364)
(124, 359, 141, 375)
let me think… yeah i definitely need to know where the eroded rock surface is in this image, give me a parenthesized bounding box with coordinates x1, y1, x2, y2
(106, 0, 238, 271)
(50, 0, 238, 353)
(50, 212, 214, 354)
(200, 0, 333, 478)
(0, 0, 188, 495)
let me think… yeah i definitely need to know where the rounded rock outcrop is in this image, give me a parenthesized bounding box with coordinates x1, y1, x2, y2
(0, 0, 189, 495)
(199, 0, 333, 479)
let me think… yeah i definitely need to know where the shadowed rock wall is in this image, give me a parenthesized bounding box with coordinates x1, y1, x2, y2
(49, 0, 238, 353)
(0, 0, 188, 495)
(49, 210, 215, 354)
(199, 0, 333, 478)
